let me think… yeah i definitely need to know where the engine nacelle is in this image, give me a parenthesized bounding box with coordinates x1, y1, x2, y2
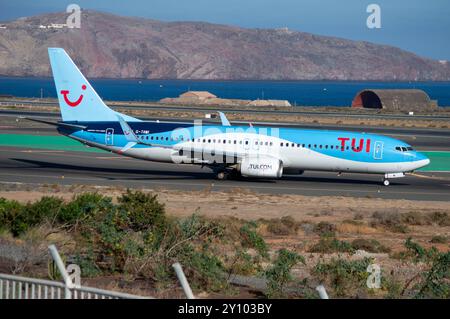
(239, 156, 283, 178)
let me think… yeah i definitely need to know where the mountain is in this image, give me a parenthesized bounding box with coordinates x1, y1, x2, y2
(0, 10, 449, 80)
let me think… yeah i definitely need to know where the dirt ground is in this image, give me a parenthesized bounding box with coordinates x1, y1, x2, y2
(1, 184, 448, 252)
(0, 184, 448, 298)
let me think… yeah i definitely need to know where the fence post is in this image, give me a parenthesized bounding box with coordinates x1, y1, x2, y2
(48, 245, 73, 299)
(316, 284, 329, 299)
(172, 263, 195, 299)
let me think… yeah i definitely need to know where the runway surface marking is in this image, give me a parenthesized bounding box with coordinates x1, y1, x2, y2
(408, 172, 447, 180)
(20, 150, 65, 153)
(94, 156, 133, 160)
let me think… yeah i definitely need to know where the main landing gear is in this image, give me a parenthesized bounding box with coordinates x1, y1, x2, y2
(215, 169, 241, 180)
(216, 171, 227, 180)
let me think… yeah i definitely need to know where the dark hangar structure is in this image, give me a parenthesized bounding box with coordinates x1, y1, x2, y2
(351, 89, 437, 112)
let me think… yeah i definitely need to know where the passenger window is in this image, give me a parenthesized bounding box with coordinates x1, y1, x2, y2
(223, 139, 226, 144)
(281, 143, 284, 146)
(270, 142, 273, 146)
(245, 141, 249, 145)
(151, 136, 154, 140)
(234, 140, 237, 144)
(155, 137, 159, 140)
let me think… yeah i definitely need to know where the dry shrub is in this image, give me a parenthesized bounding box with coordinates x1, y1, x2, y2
(264, 216, 299, 236)
(337, 222, 378, 235)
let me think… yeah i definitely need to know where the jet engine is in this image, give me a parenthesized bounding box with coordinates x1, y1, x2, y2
(239, 156, 283, 178)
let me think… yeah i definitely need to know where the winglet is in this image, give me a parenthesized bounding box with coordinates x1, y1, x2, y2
(117, 115, 138, 143)
(218, 111, 231, 126)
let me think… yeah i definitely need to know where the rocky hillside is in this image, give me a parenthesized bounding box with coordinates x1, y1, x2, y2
(0, 10, 449, 80)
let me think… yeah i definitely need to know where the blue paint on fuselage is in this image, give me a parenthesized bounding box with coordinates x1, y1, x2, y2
(59, 121, 428, 164)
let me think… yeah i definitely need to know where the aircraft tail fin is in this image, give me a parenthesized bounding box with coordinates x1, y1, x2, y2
(48, 48, 140, 122)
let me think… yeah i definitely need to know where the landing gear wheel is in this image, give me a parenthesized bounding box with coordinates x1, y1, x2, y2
(216, 171, 227, 180)
(383, 179, 390, 186)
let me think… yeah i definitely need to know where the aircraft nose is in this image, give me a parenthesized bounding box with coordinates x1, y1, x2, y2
(415, 152, 430, 169)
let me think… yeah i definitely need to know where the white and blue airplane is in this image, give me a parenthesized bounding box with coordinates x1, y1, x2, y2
(23, 48, 430, 186)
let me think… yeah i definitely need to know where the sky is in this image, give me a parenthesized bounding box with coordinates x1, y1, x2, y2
(1, 0, 449, 60)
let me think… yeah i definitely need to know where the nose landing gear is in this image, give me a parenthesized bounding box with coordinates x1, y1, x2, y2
(382, 172, 404, 186)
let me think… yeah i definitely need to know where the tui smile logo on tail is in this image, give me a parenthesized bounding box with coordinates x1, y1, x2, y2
(60, 84, 86, 107)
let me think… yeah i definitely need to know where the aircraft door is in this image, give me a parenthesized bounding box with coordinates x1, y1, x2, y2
(105, 128, 114, 146)
(373, 141, 383, 160)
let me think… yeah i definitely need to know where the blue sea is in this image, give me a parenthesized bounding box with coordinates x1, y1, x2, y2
(0, 77, 450, 107)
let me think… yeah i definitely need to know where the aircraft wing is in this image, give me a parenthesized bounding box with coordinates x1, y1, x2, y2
(116, 115, 248, 160)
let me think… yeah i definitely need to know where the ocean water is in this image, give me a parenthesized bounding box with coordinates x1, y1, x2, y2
(0, 77, 449, 107)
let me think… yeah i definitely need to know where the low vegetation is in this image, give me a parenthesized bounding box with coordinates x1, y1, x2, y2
(0, 193, 448, 298)
(370, 211, 450, 233)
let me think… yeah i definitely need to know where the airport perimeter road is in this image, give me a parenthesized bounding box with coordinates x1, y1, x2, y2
(1, 99, 450, 120)
(0, 146, 449, 201)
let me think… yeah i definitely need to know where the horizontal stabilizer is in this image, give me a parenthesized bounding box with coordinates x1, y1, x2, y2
(17, 116, 87, 130)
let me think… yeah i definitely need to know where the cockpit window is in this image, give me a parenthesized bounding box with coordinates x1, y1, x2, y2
(396, 146, 415, 152)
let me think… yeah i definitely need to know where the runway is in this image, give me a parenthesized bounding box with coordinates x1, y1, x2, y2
(1, 111, 449, 201)
(0, 146, 449, 201)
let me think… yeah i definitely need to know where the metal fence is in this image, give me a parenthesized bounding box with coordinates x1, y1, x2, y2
(0, 273, 150, 299)
(0, 245, 195, 299)
(1, 244, 328, 299)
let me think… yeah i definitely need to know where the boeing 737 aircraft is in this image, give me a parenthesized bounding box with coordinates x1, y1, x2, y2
(23, 48, 430, 186)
